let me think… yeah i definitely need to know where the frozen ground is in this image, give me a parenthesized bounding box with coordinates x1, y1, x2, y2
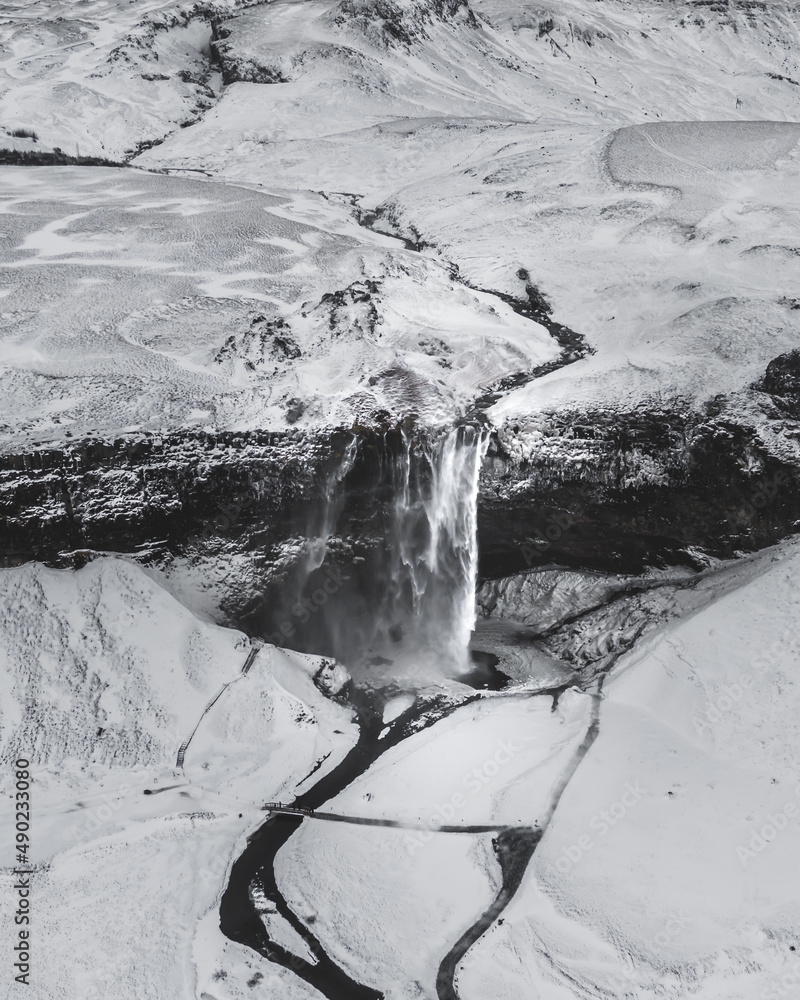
(0, 0, 798, 450)
(0, 557, 357, 999)
(461, 539, 800, 1000)
(0, 0, 255, 160)
(133, 0, 800, 445)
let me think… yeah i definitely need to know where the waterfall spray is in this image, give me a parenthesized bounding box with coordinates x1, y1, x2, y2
(302, 435, 359, 580)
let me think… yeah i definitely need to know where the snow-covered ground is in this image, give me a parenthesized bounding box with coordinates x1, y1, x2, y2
(0, 557, 358, 999)
(270, 689, 591, 996)
(0, 166, 556, 446)
(464, 539, 800, 1000)
(133, 0, 800, 443)
(1, 0, 799, 449)
(0, 0, 250, 159)
(2, 543, 800, 998)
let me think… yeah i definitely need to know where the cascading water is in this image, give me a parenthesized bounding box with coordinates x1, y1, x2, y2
(301, 435, 359, 580)
(269, 422, 490, 683)
(380, 423, 489, 677)
(222, 423, 521, 1000)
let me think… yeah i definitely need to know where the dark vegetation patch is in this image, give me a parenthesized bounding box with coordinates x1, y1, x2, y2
(0, 148, 123, 167)
(9, 128, 38, 141)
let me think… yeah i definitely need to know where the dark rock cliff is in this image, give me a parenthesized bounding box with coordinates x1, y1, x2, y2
(480, 408, 800, 578)
(2, 388, 800, 652)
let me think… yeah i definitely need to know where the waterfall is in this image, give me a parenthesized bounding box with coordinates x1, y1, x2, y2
(279, 423, 489, 684)
(278, 434, 358, 650)
(380, 423, 489, 678)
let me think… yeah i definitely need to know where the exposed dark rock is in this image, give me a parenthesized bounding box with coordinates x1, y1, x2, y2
(0, 149, 124, 167)
(311, 279, 381, 337)
(331, 0, 478, 48)
(215, 316, 302, 369)
(760, 349, 800, 417)
(479, 409, 800, 577)
(210, 26, 293, 85)
(0, 430, 353, 569)
(285, 398, 306, 424)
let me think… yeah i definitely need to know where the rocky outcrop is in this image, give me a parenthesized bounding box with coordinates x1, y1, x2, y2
(0, 430, 348, 566)
(480, 406, 800, 577)
(330, 0, 478, 47)
(760, 347, 800, 418)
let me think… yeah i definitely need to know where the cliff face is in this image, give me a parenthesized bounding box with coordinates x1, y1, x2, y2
(0, 430, 344, 564)
(3, 389, 798, 645)
(480, 407, 800, 577)
(6, 2, 800, 998)
(2, 0, 800, 636)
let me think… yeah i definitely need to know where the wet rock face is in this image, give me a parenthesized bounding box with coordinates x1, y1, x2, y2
(0, 427, 420, 648)
(761, 349, 800, 417)
(0, 431, 354, 567)
(479, 409, 800, 577)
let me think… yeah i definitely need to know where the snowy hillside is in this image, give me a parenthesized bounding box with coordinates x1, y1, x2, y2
(2, 546, 800, 999)
(1, 0, 799, 446)
(0, 166, 556, 446)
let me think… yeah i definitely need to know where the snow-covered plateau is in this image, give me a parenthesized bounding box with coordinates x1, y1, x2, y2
(2, 0, 800, 998)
